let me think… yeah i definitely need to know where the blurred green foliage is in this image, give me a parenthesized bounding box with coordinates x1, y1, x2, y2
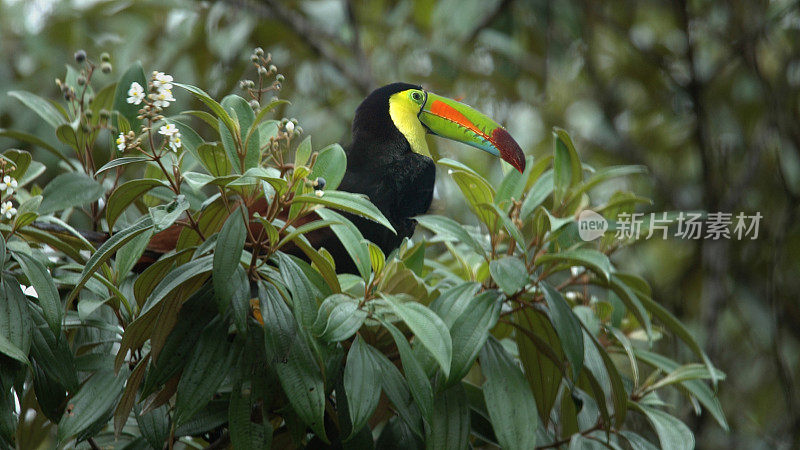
(0, 0, 798, 449)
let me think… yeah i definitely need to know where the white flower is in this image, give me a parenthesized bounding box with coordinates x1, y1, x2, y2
(20, 285, 38, 298)
(116, 133, 127, 152)
(168, 135, 182, 153)
(158, 123, 179, 137)
(565, 291, 579, 301)
(126, 82, 145, 105)
(0, 175, 17, 195)
(1, 201, 16, 219)
(315, 190, 324, 198)
(570, 266, 584, 277)
(285, 121, 295, 133)
(152, 89, 175, 109)
(152, 71, 173, 91)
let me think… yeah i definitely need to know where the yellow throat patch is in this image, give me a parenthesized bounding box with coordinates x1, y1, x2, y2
(388, 90, 430, 157)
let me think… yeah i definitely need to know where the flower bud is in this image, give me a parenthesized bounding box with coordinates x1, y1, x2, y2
(285, 121, 295, 133)
(249, 99, 260, 110)
(258, 66, 268, 76)
(268, 65, 277, 74)
(85, 109, 93, 119)
(101, 62, 112, 74)
(77, 75, 86, 85)
(254, 47, 264, 57)
(101, 52, 111, 62)
(275, 74, 285, 82)
(250, 55, 259, 63)
(274, 83, 281, 90)
(74, 50, 87, 63)
(295, 126, 303, 135)
(99, 109, 110, 120)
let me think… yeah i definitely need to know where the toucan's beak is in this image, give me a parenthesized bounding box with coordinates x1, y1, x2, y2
(418, 92, 526, 173)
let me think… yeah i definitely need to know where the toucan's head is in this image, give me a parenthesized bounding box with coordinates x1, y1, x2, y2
(351, 82, 526, 173)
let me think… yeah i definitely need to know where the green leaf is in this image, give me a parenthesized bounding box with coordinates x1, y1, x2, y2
(634, 348, 728, 430)
(371, 351, 424, 438)
(259, 281, 328, 442)
(0, 129, 69, 164)
(95, 156, 150, 176)
(367, 241, 386, 274)
(149, 195, 189, 232)
(0, 274, 33, 358)
(542, 282, 584, 379)
(447, 291, 501, 384)
(197, 142, 232, 177)
(450, 170, 497, 230)
(57, 369, 128, 445)
(112, 62, 148, 131)
(9, 90, 67, 129)
(106, 178, 167, 229)
(312, 294, 366, 342)
(630, 403, 694, 450)
(569, 165, 647, 201)
(136, 405, 170, 450)
(138, 255, 213, 317)
(344, 336, 382, 439)
(175, 319, 235, 425)
(619, 431, 660, 450)
(383, 295, 452, 377)
(489, 256, 528, 295)
(0, 333, 29, 366)
(115, 228, 153, 277)
(295, 135, 312, 167)
(636, 293, 720, 386)
(552, 128, 582, 204)
(275, 252, 320, 328)
(427, 383, 470, 450)
(496, 155, 535, 206)
(480, 336, 539, 450)
(68, 215, 154, 304)
(381, 320, 433, 424)
(39, 172, 105, 215)
(536, 248, 612, 282)
(415, 215, 486, 256)
(12, 251, 61, 335)
(222, 94, 260, 170)
(310, 143, 347, 190)
(230, 380, 271, 450)
(520, 170, 553, 220)
(316, 209, 372, 280)
(609, 275, 652, 339)
(213, 206, 247, 311)
(175, 83, 238, 150)
(294, 190, 396, 234)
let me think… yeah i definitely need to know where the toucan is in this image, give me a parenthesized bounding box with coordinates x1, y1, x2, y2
(310, 82, 526, 272)
(38, 83, 526, 272)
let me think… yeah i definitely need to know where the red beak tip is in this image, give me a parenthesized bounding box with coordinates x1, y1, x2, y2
(491, 128, 526, 173)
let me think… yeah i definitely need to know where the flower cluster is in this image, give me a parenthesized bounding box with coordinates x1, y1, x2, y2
(126, 71, 175, 111)
(158, 123, 182, 153)
(0, 174, 18, 220)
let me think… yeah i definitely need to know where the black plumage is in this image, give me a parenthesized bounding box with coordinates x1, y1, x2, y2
(323, 83, 436, 273)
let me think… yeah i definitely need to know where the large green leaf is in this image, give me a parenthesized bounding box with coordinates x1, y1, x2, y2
(427, 383, 470, 450)
(542, 282, 584, 379)
(630, 403, 694, 450)
(213, 206, 247, 312)
(310, 143, 347, 190)
(275, 252, 321, 329)
(382, 320, 433, 425)
(447, 291, 501, 384)
(312, 294, 366, 342)
(480, 336, 539, 450)
(259, 281, 328, 442)
(57, 368, 128, 445)
(106, 178, 167, 229)
(38, 172, 105, 215)
(174, 319, 235, 425)
(69, 216, 154, 304)
(489, 256, 528, 295)
(293, 190, 396, 234)
(552, 128, 582, 205)
(8, 90, 67, 129)
(384, 295, 452, 377)
(536, 248, 612, 282)
(316, 209, 371, 280)
(513, 308, 564, 423)
(0, 274, 33, 359)
(343, 336, 382, 439)
(12, 251, 61, 334)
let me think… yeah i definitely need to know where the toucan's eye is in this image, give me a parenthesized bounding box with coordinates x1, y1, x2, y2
(411, 91, 423, 102)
